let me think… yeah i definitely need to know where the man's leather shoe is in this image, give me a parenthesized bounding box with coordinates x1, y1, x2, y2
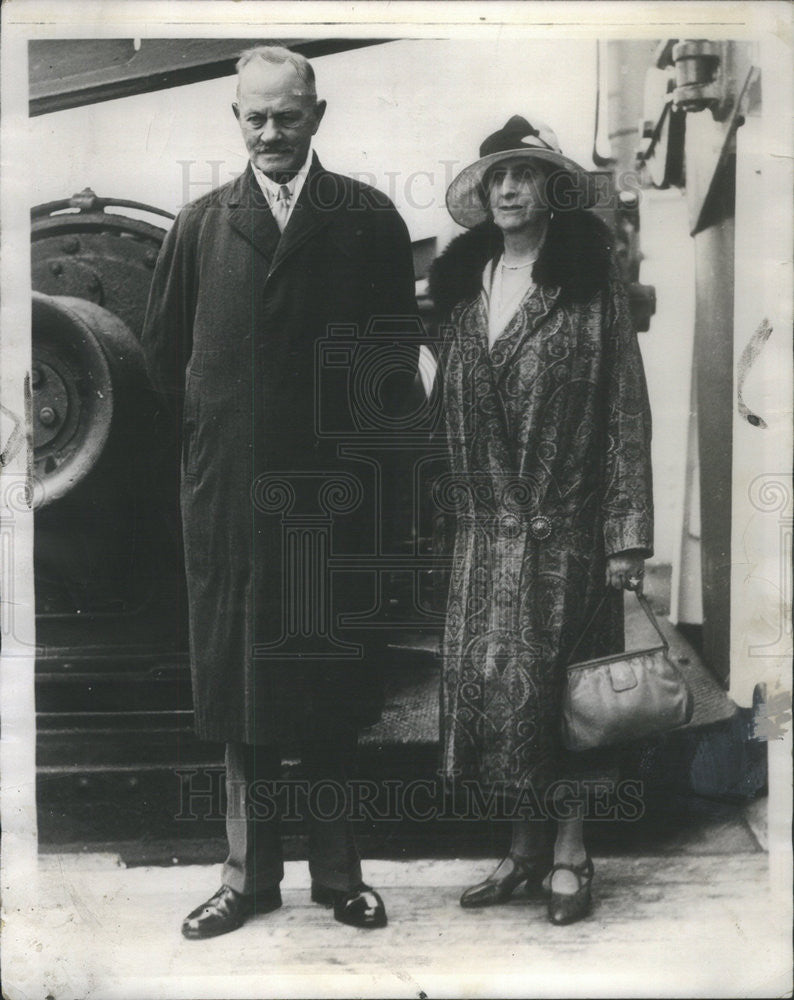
(311, 882, 387, 929)
(181, 884, 281, 939)
(460, 851, 552, 908)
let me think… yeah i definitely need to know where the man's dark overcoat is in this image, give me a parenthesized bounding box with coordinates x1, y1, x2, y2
(141, 157, 418, 744)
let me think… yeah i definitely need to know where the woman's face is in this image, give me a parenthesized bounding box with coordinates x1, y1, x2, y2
(486, 158, 549, 234)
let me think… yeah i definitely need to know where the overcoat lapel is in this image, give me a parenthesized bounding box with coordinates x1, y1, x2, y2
(225, 165, 281, 263)
(269, 157, 335, 275)
(488, 284, 562, 386)
(463, 297, 519, 480)
(464, 282, 565, 481)
(224, 156, 337, 274)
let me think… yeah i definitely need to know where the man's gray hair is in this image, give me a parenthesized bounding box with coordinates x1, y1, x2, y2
(235, 45, 316, 96)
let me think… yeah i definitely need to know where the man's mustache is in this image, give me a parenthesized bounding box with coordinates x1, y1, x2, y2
(255, 145, 292, 155)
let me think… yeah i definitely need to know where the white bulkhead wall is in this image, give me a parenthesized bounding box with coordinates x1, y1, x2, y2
(730, 35, 793, 710)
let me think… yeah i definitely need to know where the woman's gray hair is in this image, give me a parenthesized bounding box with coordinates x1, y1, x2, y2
(235, 45, 316, 96)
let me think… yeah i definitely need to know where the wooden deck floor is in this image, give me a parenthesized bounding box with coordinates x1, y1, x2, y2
(3, 848, 790, 999)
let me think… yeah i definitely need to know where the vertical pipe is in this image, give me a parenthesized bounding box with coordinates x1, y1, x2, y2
(693, 213, 735, 684)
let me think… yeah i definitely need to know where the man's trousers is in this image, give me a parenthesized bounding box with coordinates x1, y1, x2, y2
(221, 727, 363, 896)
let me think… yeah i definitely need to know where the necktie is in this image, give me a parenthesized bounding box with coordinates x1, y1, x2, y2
(271, 184, 291, 232)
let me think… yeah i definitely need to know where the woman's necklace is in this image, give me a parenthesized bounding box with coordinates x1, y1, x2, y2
(501, 258, 535, 270)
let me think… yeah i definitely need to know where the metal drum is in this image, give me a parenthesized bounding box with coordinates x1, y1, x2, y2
(31, 193, 197, 845)
(31, 292, 153, 507)
(31, 188, 173, 505)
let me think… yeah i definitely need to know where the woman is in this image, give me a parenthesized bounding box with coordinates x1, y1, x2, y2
(423, 116, 653, 924)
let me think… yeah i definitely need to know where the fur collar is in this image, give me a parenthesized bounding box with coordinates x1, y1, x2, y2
(428, 209, 613, 319)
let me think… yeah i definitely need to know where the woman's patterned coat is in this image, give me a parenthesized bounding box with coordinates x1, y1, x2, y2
(428, 212, 654, 796)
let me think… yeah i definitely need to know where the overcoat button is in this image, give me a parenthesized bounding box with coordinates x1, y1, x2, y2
(529, 515, 552, 540)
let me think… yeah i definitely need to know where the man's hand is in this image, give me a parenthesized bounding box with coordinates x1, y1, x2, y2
(606, 550, 646, 592)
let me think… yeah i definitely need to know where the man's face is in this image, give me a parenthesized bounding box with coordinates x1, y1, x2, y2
(486, 158, 549, 233)
(233, 60, 326, 179)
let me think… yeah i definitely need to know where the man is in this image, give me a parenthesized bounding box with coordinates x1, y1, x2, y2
(141, 46, 419, 938)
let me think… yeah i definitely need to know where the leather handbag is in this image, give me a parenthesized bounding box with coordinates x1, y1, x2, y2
(561, 592, 694, 751)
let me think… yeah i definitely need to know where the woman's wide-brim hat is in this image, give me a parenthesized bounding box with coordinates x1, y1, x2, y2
(446, 115, 596, 228)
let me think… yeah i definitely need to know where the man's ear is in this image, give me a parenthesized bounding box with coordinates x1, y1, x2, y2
(312, 99, 327, 133)
(232, 102, 240, 122)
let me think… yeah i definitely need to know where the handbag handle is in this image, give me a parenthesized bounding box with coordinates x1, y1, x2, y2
(566, 591, 668, 666)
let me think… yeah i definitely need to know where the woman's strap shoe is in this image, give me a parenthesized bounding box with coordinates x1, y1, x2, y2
(460, 852, 549, 909)
(181, 884, 281, 939)
(311, 882, 388, 929)
(547, 857, 594, 925)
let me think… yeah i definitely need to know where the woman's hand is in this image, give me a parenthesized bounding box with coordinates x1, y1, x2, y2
(606, 550, 646, 592)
